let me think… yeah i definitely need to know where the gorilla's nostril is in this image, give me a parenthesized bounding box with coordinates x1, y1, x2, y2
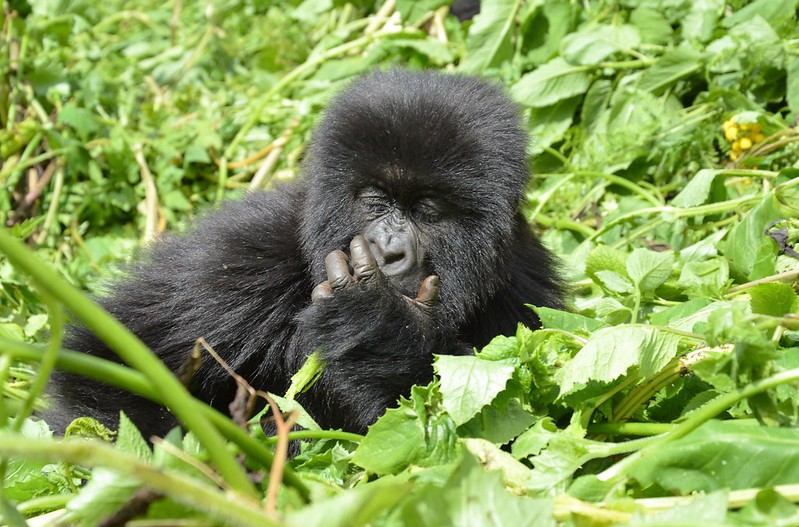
(383, 251, 404, 266)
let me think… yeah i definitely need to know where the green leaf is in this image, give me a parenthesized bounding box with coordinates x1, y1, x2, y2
(787, 55, 799, 114)
(749, 282, 799, 317)
(560, 24, 641, 66)
(532, 307, 605, 333)
(627, 248, 675, 294)
(353, 384, 458, 475)
(435, 355, 515, 426)
(511, 58, 592, 108)
(287, 481, 412, 527)
(722, 0, 798, 30)
(403, 453, 555, 527)
(629, 421, 799, 492)
(637, 47, 703, 95)
(62, 414, 150, 526)
(395, 0, 449, 25)
(556, 326, 680, 395)
(629, 8, 673, 45)
(459, 0, 520, 74)
(58, 104, 101, 139)
(528, 96, 580, 155)
(586, 244, 629, 283)
(723, 193, 788, 281)
(671, 169, 721, 208)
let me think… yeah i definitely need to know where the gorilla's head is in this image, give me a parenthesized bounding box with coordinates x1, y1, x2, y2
(301, 69, 530, 326)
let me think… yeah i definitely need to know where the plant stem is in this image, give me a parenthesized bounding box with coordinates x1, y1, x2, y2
(0, 339, 311, 501)
(0, 228, 256, 497)
(598, 366, 799, 481)
(0, 436, 282, 527)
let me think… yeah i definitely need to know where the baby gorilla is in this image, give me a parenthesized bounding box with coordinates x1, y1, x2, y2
(45, 69, 563, 438)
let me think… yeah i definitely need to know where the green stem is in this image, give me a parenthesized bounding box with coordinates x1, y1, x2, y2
(575, 171, 662, 207)
(588, 422, 674, 436)
(598, 366, 799, 481)
(0, 436, 283, 527)
(585, 194, 759, 243)
(15, 494, 74, 516)
(0, 339, 310, 501)
(14, 295, 61, 431)
(0, 228, 255, 497)
(263, 429, 364, 444)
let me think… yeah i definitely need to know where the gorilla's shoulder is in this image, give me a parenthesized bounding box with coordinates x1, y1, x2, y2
(138, 184, 310, 285)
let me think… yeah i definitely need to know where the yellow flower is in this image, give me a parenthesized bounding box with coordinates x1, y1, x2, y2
(739, 137, 752, 150)
(724, 126, 739, 141)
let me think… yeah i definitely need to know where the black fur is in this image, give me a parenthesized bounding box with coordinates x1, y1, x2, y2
(45, 70, 563, 437)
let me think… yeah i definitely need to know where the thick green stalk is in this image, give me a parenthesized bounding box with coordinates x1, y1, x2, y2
(0, 227, 255, 497)
(1, 339, 310, 501)
(0, 436, 282, 527)
(598, 367, 799, 481)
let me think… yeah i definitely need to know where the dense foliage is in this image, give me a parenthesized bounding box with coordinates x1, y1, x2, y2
(2, 0, 799, 525)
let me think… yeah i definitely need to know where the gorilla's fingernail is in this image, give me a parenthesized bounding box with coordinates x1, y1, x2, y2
(350, 236, 377, 278)
(325, 250, 353, 288)
(312, 282, 334, 303)
(417, 275, 440, 306)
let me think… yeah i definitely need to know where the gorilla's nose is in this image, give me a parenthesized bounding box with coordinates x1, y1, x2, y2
(369, 239, 413, 277)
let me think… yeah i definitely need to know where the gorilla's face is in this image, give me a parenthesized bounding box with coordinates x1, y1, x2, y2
(357, 185, 447, 296)
(301, 69, 531, 326)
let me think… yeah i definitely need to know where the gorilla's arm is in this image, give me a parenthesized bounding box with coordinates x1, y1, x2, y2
(45, 188, 312, 438)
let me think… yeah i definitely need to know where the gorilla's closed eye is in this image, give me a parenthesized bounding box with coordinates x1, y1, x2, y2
(410, 198, 443, 222)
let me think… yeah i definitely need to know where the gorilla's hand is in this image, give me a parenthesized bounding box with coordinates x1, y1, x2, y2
(296, 235, 446, 431)
(311, 235, 439, 309)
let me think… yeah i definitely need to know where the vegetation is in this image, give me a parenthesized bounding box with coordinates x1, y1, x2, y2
(2, 0, 799, 525)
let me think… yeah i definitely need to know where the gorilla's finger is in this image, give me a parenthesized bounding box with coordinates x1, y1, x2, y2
(325, 250, 354, 290)
(311, 281, 334, 303)
(416, 275, 440, 306)
(350, 235, 379, 280)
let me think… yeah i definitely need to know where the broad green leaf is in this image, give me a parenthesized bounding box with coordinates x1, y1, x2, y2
(627, 248, 675, 294)
(629, 421, 799, 492)
(287, 481, 412, 527)
(629, 8, 673, 45)
(722, 0, 798, 30)
(637, 47, 703, 95)
(629, 492, 729, 525)
(458, 388, 536, 444)
(511, 58, 592, 108)
(58, 104, 101, 139)
(404, 453, 554, 527)
(586, 244, 629, 282)
(459, 0, 520, 73)
(435, 355, 515, 426)
(1, 419, 64, 502)
(560, 24, 641, 66)
(723, 193, 788, 281)
(579, 79, 612, 132)
(528, 96, 579, 155)
(749, 282, 799, 317)
(677, 258, 730, 297)
(63, 414, 150, 526)
(395, 0, 449, 25)
(353, 384, 458, 475)
(671, 169, 720, 208)
(532, 307, 605, 333)
(787, 55, 799, 114)
(682, 0, 724, 42)
(352, 405, 425, 475)
(556, 326, 680, 395)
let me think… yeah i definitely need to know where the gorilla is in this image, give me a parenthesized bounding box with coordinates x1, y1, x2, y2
(45, 69, 563, 438)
